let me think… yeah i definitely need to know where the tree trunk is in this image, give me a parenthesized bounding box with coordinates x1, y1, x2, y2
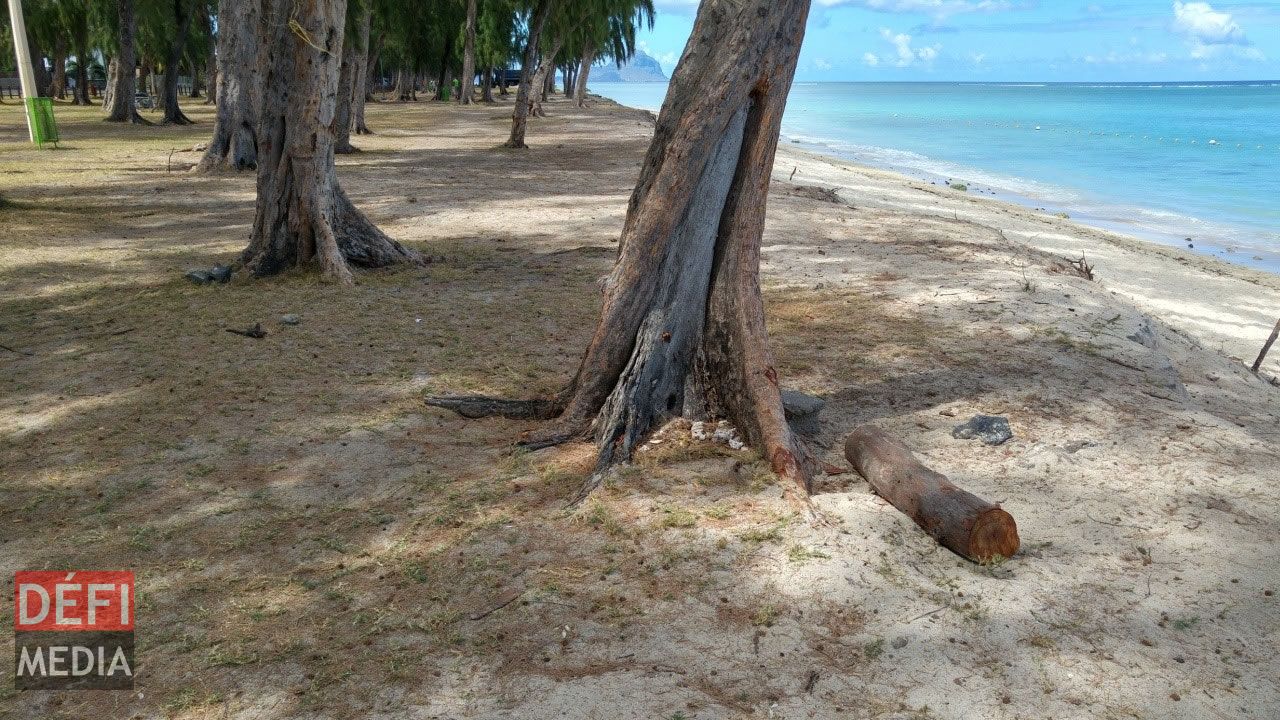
(243, 0, 420, 284)
(480, 64, 494, 103)
(48, 39, 67, 98)
(430, 0, 816, 504)
(351, 4, 373, 133)
(104, 0, 147, 123)
(504, 0, 554, 148)
(162, 0, 195, 124)
(333, 39, 357, 154)
(563, 62, 573, 97)
(529, 37, 563, 118)
(72, 27, 93, 105)
(365, 32, 382, 101)
(26, 31, 51, 97)
(845, 426, 1020, 563)
(497, 65, 509, 96)
(433, 34, 454, 101)
(196, 0, 260, 172)
(458, 0, 477, 104)
(573, 48, 593, 107)
(202, 8, 217, 105)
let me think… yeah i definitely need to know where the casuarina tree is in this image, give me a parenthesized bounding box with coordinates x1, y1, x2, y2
(196, 0, 260, 171)
(241, 0, 420, 283)
(430, 0, 815, 502)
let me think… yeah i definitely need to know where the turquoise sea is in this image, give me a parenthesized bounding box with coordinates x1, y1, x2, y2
(591, 81, 1280, 273)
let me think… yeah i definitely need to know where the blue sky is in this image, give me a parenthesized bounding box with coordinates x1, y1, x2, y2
(640, 2, 1280, 81)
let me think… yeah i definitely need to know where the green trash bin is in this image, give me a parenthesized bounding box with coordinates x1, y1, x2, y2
(25, 97, 59, 148)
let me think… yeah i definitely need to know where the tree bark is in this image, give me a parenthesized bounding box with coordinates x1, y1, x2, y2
(844, 426, 1020, 563)
(458, 0, 477, 104)
(161, 0, 195, 124)
(333, 38, 357, 154)
(480, 64, 494, 102)
(504, 0, 554, 148)
(104, 0, 147, 123)
(48, 39, 67, 98)
(351, 3, 373, 133)
(573, 48, 593, 107)
(431, 0, 816, 504)
(433, 33, 454, 101)
(528, 37, 562, 118)
(243, 0, 420, 283)
(196, 0, 260, 172)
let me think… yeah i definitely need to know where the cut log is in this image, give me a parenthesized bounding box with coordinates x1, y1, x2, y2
(844, 426, 1019, 563)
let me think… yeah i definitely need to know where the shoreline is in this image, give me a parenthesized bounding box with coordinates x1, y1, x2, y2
(767, 139, 1280, 375)
(590, 81, 1280, 277)
(591, 92, 1280, 376)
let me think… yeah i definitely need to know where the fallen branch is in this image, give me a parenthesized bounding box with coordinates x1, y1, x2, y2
(844, 426, 1020, 563)
(1250, 316, 1280, 372)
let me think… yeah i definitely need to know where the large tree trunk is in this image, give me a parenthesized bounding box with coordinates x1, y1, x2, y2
(573, 48, 593, 107)
(196, 0, 259, 172)
(161, 0, 195, 124)
(104, 0, 146, 123)
(458, 0, 477, 104)
(351, 4, 373, 133)
(845, 427, 1020, 563)
(504, 0, 554, 148)
(528, 38, 562, 118)
(430, 0, 815, 503)
(333, 39, 357, 154)
(243, 0, 420, 284)
(48, 39, 67, 98)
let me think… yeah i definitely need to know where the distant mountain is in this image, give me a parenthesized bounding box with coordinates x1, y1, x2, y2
(590, 50, 669, 82)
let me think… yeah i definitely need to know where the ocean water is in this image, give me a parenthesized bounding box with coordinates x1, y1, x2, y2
(591, 81, 1280, 272)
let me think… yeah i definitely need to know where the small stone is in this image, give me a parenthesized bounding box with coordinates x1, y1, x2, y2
(952, 415, 1013, 445)
(209, 265, 233, 283)
(691, 421, 710, 441)
(184, 270, 213, 285)
(891, 637, 908, 649)
(280, 314, 301, 325)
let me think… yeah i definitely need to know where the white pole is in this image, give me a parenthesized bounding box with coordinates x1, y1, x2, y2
(6, 0, 38, 141)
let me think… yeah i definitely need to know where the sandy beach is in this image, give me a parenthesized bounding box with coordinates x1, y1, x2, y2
(2, 95, 1278, 719)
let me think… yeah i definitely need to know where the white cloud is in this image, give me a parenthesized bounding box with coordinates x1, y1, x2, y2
(1172, 1, 1244, 44)
(969, 52, 986, 65)
(866, 27, 942, 67)
(1171, 1, 1264, 61)
(814, 58, 835, 70)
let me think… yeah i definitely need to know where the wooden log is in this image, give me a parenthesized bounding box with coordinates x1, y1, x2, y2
(844, 426, 1019, 563)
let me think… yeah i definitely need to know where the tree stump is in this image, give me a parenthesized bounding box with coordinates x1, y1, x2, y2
(844, 426, 1019, 563)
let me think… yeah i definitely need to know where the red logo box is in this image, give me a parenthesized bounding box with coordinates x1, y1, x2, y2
(14, 571, 134, 632)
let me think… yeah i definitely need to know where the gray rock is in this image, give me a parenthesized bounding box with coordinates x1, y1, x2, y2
(782, 390, 825, 438)
(280, 314, 301, 325)
(782, 390, 825, 417)
(1126, 317, 1159, 349)
(209, 265, 233, 283)
(184, 270, 214, 284)
(892, 637, 908, 649)
(952, 415, 1013, 445)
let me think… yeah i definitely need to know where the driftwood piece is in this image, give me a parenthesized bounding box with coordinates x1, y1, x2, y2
(1251, 316, 1280, 372)
(844, 426, 1019, 563)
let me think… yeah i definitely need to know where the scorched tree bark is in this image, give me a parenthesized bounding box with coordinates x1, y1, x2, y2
(241, 0, 420, 283)
(430, 0, 815, 502)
